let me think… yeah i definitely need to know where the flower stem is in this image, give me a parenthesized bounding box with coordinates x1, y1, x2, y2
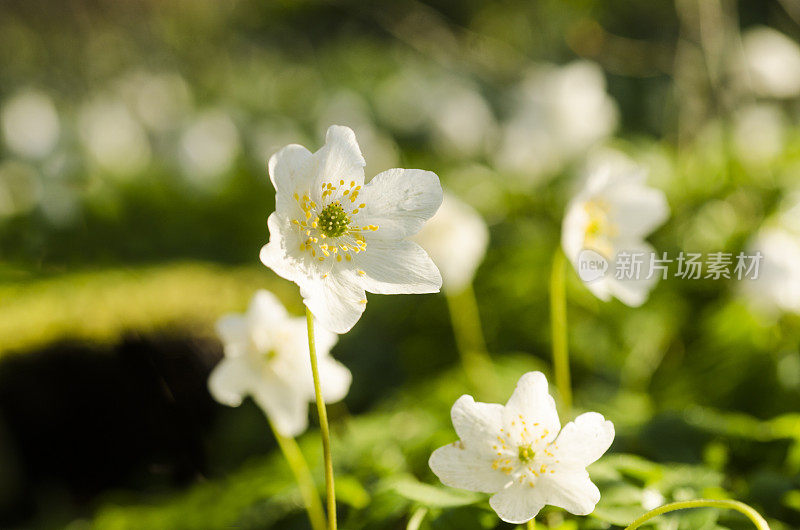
(550, 248, 571, 414)
(526, 519, 536, 529)
(306, 307, 337, 530)
(624, 499, 770, 530)
(445, 284, 497, 398)
(268, 419, 326, 530)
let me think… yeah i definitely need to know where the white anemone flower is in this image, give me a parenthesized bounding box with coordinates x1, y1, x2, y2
(260, 125, 443, 334)
(561, 165, 669, 306)
(414, 192, 489, 293)
(208, 290, 351, 437)
(429, 372, 614, 524)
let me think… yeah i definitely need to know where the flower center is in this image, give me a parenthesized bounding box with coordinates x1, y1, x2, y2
(318, 201, 349, 238)
(517, 443, 535, 463)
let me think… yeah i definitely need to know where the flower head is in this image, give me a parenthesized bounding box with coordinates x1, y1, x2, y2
(414, 192, 489, 293)
(562, 164, 669, 306)
(429, 372, 614, 524)
(208, 290, 351, 437)
(260, 125, 443, 333)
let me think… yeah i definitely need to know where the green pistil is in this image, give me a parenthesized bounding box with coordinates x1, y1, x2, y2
(318, 201, 349, 238)
(518, 444, 535, 463)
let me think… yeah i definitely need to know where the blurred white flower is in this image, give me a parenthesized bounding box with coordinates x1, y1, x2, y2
(562, 164, 669, 306)
(119, 70, 192, 132)
(429, 371, 614, 524)
(1, 90, 60, 159)
(78, 97, 151, 178)
(414, 192, 489, 292)
(179, 109, 240, 186)
(430, 80, 496, 158)
(743, 226, 800, 315)
(741, 26, 800, 98)
(495, 61, 618, 183)
(209, 290, 351, 437)
(260, 125, 442, 334)
(732, 103, 786, 166)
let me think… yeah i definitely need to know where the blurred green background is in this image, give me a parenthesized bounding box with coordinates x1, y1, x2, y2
(1, 0, 800, 528)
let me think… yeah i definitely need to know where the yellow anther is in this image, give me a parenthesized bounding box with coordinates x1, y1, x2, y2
(357, 270, 366, 276)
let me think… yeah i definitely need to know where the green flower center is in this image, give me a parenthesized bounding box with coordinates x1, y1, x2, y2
(318, 201, 350, 238)
(518, 443, 535, 463)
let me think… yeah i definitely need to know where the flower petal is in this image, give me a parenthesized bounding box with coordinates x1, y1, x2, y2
(607, 183, 669, 240)
(552, 412, 614, 467)
(303, 272, 367, 334)
(538, 468, 601, 516)
(489, 484, 545, 524)
(450, 395, 504, 451)
(429, 443, 510, 493)
(207, 357, 254, 407)
(215, 315, 249, 357)
(318, 356, 352, 403)
(354, 239, 442, 294)
(269, 143, 314, 216)
(251, 372, 310, 437)
(503, 372, 561, 443)
(260, 213, 315, 288)
(311, 125, 366, 201)
(248, 289, 289, 324)
(607, 241, 659, 307)
(358, 168, 443, 239)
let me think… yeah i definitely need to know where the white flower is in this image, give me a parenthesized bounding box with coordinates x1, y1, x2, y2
(260, 125, 443, 334)
(429, 372, 614, 524)
(743, 228, 800, 315)
(208, 290, 351, 437)
(495, 61, 618, 183)
(414, 192, 489, 293)
(741, 26, 800, 99)
(561, 164, 669, 306)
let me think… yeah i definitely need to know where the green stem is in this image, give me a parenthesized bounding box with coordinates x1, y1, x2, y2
(445, 284, 497, 397)
(268, 419, 326, 530)
(407, 507, 428, 530)
(306, 307, 337, 530)
(526, 519, 536, 529)
(550, 248, 571, 414)
(624, 499, 770, 530)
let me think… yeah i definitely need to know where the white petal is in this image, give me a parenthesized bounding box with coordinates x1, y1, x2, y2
(450, 395, 505, 451)
(215, 315, 249, 357)
(607, 185, 669, 240)
(260, 213, 314, 289)
(252, 372, 310, 437)
(207, 357, 253, 407)
(269, 143, 313, 216)
(489, 484, 545, 524)
(429, 444, 510, 493)
(248, 289, 289, 323)
(607, 241, 659, 307)
(354, 239, 441, 294)
(318, 356, 352, 403)
(303, 272, 367, 334)
(503, 372, 561, 443)
(311, 125, 366, 201)
(358, 168, 443, 239)
(538, 468, 601, 516)
(553, 412, 614, 467)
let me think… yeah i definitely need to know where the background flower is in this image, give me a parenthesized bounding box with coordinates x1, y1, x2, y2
(562, 164, 670, 306)
(414, 192, 489, 293)
(208, 289, 351, 437)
